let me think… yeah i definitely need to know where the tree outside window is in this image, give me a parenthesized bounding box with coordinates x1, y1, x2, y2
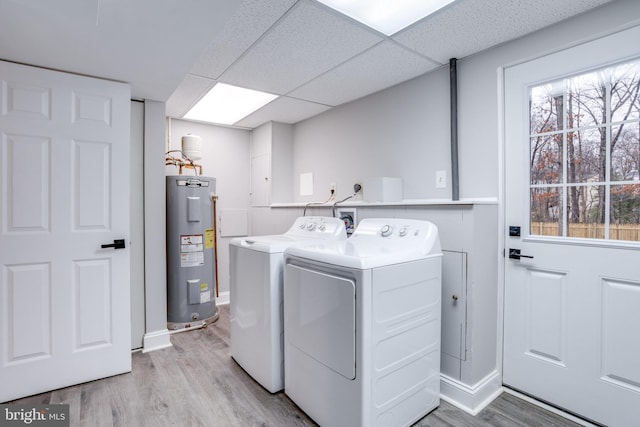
(529, 60, 640, 242)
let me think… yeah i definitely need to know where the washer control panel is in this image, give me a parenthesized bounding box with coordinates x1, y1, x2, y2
(288, 216, 346, 238)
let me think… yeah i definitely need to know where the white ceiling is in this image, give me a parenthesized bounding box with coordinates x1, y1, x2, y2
(0, 0, 616, 129)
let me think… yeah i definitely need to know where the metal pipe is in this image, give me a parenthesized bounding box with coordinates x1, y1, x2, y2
(450, 58, 460, 201)
(212, 194, 219, 298)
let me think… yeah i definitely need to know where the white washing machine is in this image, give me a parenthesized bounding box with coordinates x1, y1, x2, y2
(229, 216, 346, 393)
(283, 218, 442, 427)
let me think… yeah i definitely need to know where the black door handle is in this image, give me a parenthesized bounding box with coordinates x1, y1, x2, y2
(509, 248, 533, 260)
(101, 239, 125, 249)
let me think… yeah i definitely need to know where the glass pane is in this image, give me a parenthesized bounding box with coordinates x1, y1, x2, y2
(567, 185, 605, 239)
(611, 123, 640, 181)
(531, 134, 562, 185)
(567, 127, 605, 183)
(610, 184, 640, 241)
(567, 71, 607, 128)
(530, 187, 562, 237)
(611, 61, 640, 123)
(530, 84, 563, 134)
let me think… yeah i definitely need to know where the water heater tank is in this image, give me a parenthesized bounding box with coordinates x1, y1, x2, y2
(166, 175, 218, 329)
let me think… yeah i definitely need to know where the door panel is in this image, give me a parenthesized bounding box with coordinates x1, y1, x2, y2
(503, 26, 640, 426)
(73, 140, 111, 230)
(0, 60, 130, 402)
(74, 259, 112, 349)
(3, 134, 50, 232)
(5, 263, 51, 363)
(524, 268, 566, 365)
(600, 278, 640, 390)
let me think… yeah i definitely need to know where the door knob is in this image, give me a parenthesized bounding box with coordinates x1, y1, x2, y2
(452, 294, 459, 301)
(101, 239, 125, 249)
(509, 248, 533, 260)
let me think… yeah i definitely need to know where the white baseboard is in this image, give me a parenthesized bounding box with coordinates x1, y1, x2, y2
(142, 329, 172, 353)
(440, 370, 503, 415)
(216, 291, 230, 305)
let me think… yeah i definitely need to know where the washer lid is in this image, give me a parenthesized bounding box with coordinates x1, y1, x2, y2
(285, 218, 442, 269)
(229, 216, 346, 253)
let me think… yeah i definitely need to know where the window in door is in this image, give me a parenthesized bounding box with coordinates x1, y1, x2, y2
(529, 59, 640, 241)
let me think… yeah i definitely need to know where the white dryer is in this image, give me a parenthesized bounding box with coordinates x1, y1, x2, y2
(283, 218, 442, 427)
(229, 216, 346, 393)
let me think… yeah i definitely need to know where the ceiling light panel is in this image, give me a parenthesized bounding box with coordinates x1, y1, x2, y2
(183, 83, 278, 125)
(317, 0, 456, 36)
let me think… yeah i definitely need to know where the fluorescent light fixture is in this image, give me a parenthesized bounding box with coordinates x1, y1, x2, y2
(317, 0, 455, 36)
(184, 83, 278, 125)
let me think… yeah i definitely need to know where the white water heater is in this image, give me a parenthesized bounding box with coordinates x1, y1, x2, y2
(166, 175, 218, 329)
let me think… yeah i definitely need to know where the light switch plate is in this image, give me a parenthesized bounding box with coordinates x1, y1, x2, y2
(436, 170, 446, 188)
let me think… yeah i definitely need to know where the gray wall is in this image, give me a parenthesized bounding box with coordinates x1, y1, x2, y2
(144, 100, 168, 339)
(130, 101, 145, 349)
(167, 119, 251, 297)
(290, 0, 640, 203)
(246, 0, 640, 396)
(293, 67, 451, 201)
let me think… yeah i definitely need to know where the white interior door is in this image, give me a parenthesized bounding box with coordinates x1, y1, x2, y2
(0, 60, 131, 402)
(503, 27, 640, 426)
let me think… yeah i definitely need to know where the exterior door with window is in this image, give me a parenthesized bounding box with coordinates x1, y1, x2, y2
(503, 26, 640, 426)
(0, 61, 131, 401)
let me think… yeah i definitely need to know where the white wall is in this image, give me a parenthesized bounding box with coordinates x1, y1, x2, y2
(167, 119, 251, 297)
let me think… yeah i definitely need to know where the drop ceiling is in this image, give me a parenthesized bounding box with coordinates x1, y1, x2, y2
(170, 0, 615, 128)
(0, 0, 616, 129)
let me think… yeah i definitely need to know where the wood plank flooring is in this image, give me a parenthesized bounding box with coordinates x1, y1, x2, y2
(10, 305, 582, 426)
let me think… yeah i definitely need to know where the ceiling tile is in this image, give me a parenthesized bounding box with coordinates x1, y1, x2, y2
(219, 0, 383, 95)
(289, 41, 441, 107)
(234, 96, 332, 128)
(190, 0, 298, 80)
(166, 74, 215, 117)
(0, 0, 242, 100)
(393, 0, 615, 63)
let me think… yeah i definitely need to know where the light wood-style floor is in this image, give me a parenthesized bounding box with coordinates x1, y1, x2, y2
(11, 305, 581, 426)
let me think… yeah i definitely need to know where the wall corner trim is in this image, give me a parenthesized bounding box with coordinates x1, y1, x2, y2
(142, 329, 172, 353)
(440, 370, 503, 415)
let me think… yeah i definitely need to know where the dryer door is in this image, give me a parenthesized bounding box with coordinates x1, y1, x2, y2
(285, 264, 355, 380)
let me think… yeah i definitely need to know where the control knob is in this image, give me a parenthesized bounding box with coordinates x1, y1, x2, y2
(306, 222, 316, 231)
(399, 227, 408, 237)
(380, 224, 393, 237)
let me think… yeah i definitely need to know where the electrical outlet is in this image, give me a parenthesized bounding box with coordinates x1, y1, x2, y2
(436, 171, 446, 189)
(330, 182, 337, 193)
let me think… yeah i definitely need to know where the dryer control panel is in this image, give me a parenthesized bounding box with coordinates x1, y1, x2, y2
(353, 218, 433, 241)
